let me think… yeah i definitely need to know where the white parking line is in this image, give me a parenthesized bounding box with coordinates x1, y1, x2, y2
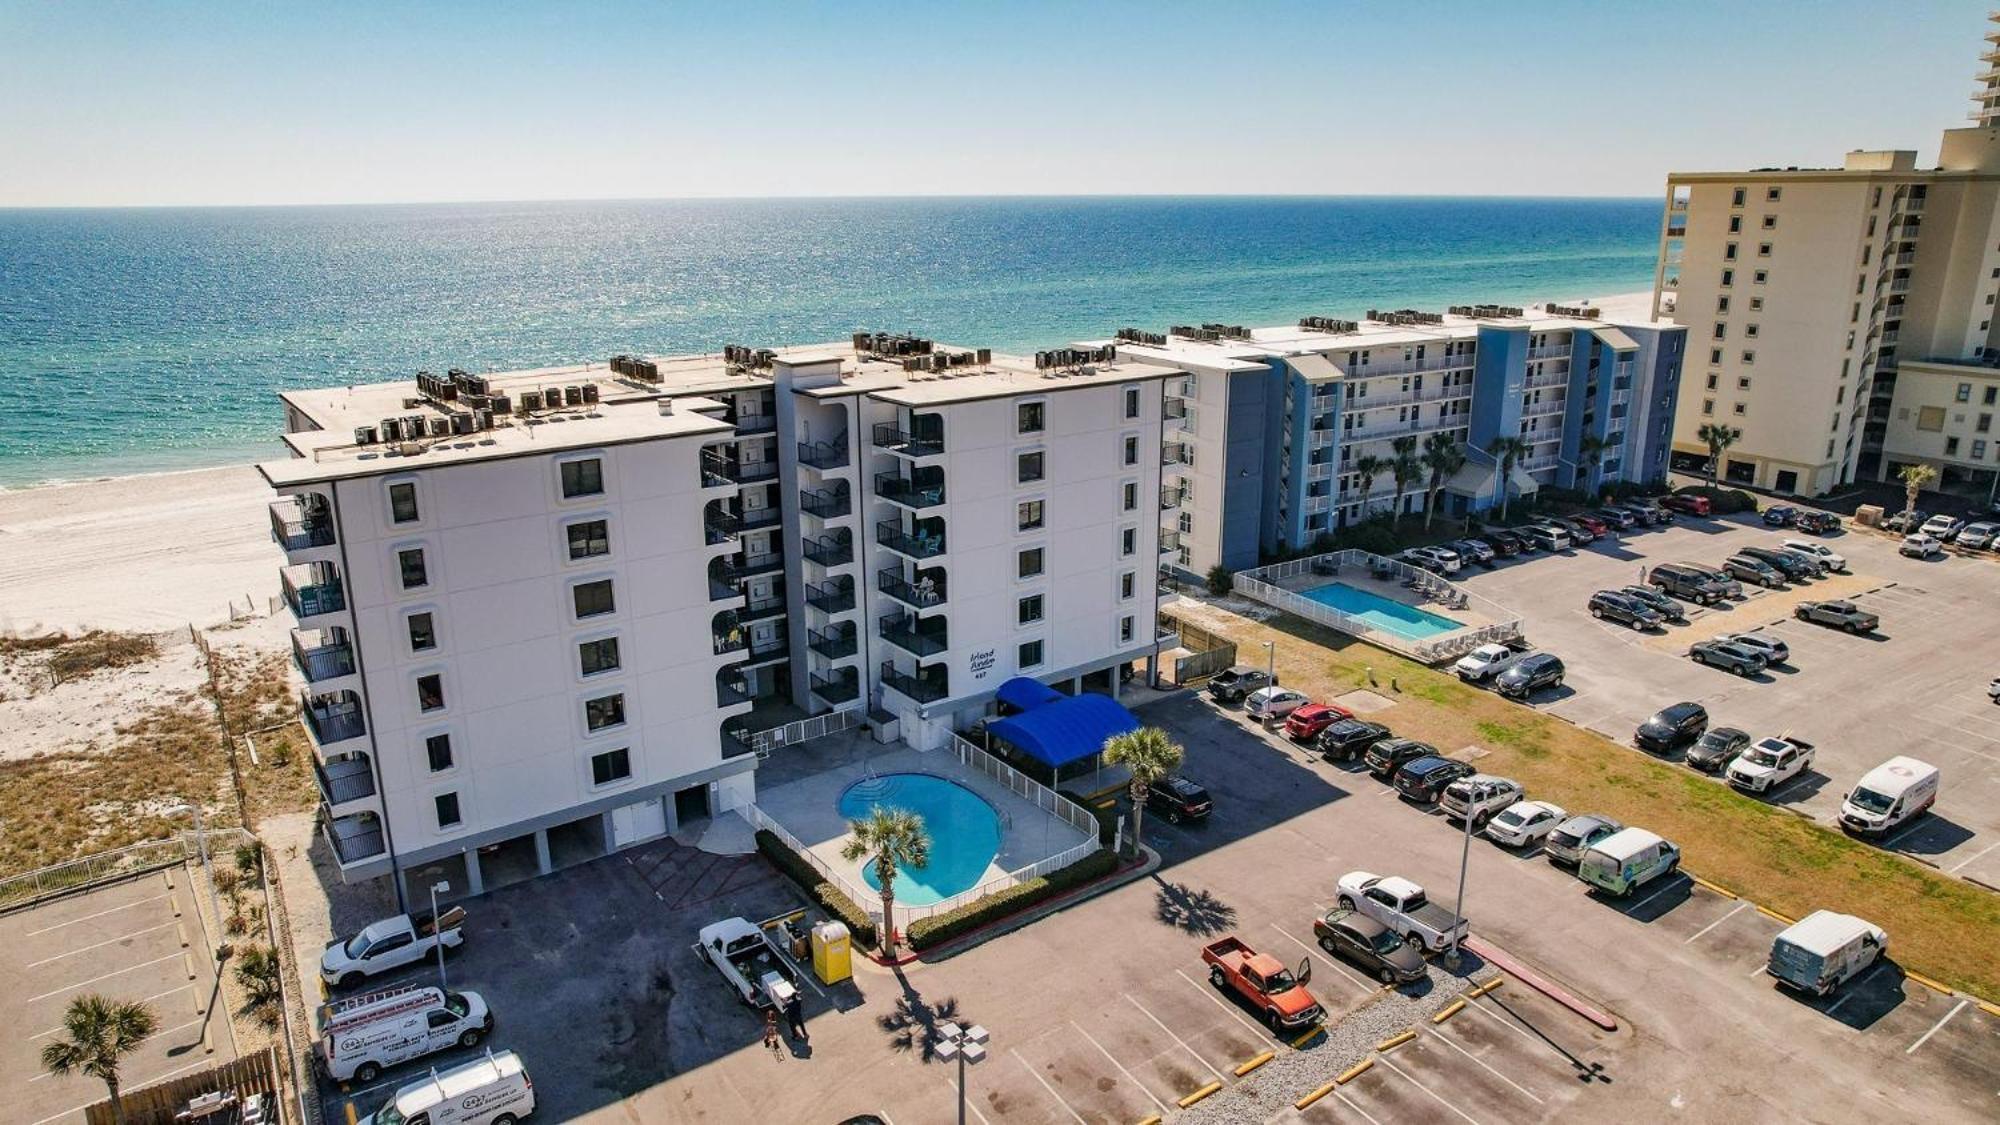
(1337, 1089, 1387, 1124)
(26, 983, 192, 1041)
(1121, 992, 1223, 1081)
(1009, 1047, 1086, 1124)
(1949, 840, 2000, 873)
(25, 922, 178, 968)
(1763, 775, 1816, 804)
(26, 952, 185, 1003)
(1684, 903, 1750, 944)
(937, 1073, 991, 1125)
(1174, 966, 1268, 1038)
(1376, 1054, 1487, 1125)
(28, 1017, 205, 1081)
(1269, 921, 1377, 996)
(1825, 962, 1891, 1018)
(1906, 999, 1969, 1055)
(1461, 994, 1537, 1046)
(1070, 1020, 1166, 1113)
(24, 892, 171, 936)
(1427, 1025, 1544, 1104)
(1624, 873, 1688, 916)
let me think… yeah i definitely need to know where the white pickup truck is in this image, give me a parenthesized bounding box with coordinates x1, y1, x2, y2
(1453, 641, 1533, 684)
(1335, 872, 1468, 953)
(697, 917, 800, 1009)
(321, 908, 466, 989)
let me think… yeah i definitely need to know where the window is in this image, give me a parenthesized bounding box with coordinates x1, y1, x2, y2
(1122, 481, 1139, 511)
(1761, 214, 1776, 230)
(1017, 401, 1045, 434)
(584, 693, 626, 732)
(407, 612, 436, 652)
(1017, 500, 1044, 531)
(1727, 216, 1742, 234)
(1987, 386, 1998, 406)
(434, 792, 462, 829)
(1123, 436, 1139, 466)
(1732, 403, 1746, 416)
(388, 482, 419, 524)
(1705, 374, 1719, 390)
(1716, 296, 1730, 313)
(1946, 436, 1961, 457)
(1766, 186, 1781, 202)
(1744, 323, 1759, 339)
(1754, 270, 1767, 284)
(1731, 187, 1746, 207)
(1713, 322, 1727, 340)
(560, 458, 604, 499)
(1120, 571, 1136, 599)
(397, 548, 428, 590)
(1741, 351, 1755, 365)
(1016, 450, 1045, 484)
(1737, 376, 1752, 390)
(1017, 639, 1044, 669)
(1118, 615, 1135, 644)
(417, 673, 444, 713)
(590, 747, 632, 786)
(1749, 297, 1763, 311)
(1709, 348, 1723, 365)
(1957, 383, 1973, 403)
(425, 733, 453, 772)
(579, 637, 620, 676)
(1702, 399, 1715, 416)
(1917, 406, 1946, 432)
(1124, 386, 1142, 419)
(1121, 527, 1137, 557)
(1977, 440, 1990, 460)
(1721, 268, 1734, 286)
(1724, 243, 1738, 261)
(573, 579, 615, 619)
(566, 519, 610, 560)
(1758, 243, 1772, 257)
(1018, 594, 1045, 625)
(1018, 548, 1045, 579)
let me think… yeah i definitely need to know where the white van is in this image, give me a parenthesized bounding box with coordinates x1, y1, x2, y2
(1576, 827, 1680, 897)
(1839, 757, 1938, 837)
(1766, 911, 1887, 996)
(319, 984, 493, 1083)
(361, 1050, 533, 1125)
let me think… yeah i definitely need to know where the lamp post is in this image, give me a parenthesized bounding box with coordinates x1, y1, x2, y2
(430, 880, 451, 989)
(1448, 802, 1472, 967)
(1262, 640, 1275, 689)
(934, 1021, 989, 1125)
(163, 802, 225, 960)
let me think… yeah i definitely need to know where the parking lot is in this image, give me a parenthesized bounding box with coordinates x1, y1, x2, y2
(0, 870, 235, 1125)
(1446, 510, 2000, 888)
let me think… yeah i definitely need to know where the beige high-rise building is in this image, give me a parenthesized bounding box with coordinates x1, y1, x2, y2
(1651, 13, 2000, 500)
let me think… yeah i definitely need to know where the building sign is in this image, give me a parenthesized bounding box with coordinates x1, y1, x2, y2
(969, 648, 996, 681)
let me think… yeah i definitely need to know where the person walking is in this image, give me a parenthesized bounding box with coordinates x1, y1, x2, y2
(784, 994, 809, 1043)
(763, 1007, 782, 1054)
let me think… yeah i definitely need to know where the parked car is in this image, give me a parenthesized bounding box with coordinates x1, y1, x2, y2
(1553, 517, 1597, 544)
(1900, 533, 1942, 558)
(1544, 814, 1625, 868)
(1635, 701, 1708, 753)
(1660, 493, 1712, 516)
(1521, 524, 1571, 552)
(1246, 686, 1311, 721)
(1394, 548, 1443, 574)
(1484, 800, 1568, 849)
(1713, 631, 1788, 666)
(1201, 936, 1324, 1032)
(1452, 538, 1497, 566)
(1440, 774, 1525, 828)
(1335, 872, 1469, 952)
(1740, 545, 1816, 581)
(1495, 652, 1565, 699)
(1318, 718, 1393, 762)
(1762, 504, 1799, 527)
(322, 909, 467, 989)
(1647, 562, 1732, 605)
(1482, 527, 1527, 556)
(1312, 908, 1427, 985)
(1781, 539, 1847, 572)
(1684, 726, 1752, 773)
(1766, 912, 1886, 997)
(1572, 513, 1612, 536)
(1920, 514, 1963, 541)
(1722, 553, 1786, 588)
(1206, 666, 1273, 703)
(1284, 702, 1351, 743)
(1365, 737, 1440, 778)
(319, 985, 493, 1083)
(1688, 638, 1768, 676)
(1757, 543, 1828, 578)
(360, 1050, 534, 1125)
(1588, 590, 1663, 630)
(1794, 599, 1879, 632)
(1726, 735, 1815, 794)
(1146, 775, 1214, 824)
(1409, 545, 1462, 573)
(1577, 828, 1681, 897)
(1454, 640, 1533, 683)
(1838, 756, 1938, 837)
(1795, 510, 1839, 534)
(699, 916, 802, 1008)
(1594, 507, 1637, 530)
(1956, 521, 2000, 549)
(1618, 585, 1688, 623)
(1625, 500, 1673, 525)
(1393, 756, 1477, 803)
(1881, 508, 1927, 533)
(1682, 562, 1743, 598)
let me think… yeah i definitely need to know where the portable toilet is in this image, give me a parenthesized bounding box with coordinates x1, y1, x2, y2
(811, 920, 852, 985)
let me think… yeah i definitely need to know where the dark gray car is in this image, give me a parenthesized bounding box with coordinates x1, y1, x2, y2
(1723, 553, 1786, 589)
(1545, 814, 1625, 867)
(1312, 908, 1427, 984)
(1689, 638, 1767, 676)
(1495, 653, 1565, 698)
(1685, 726, 1752, 773)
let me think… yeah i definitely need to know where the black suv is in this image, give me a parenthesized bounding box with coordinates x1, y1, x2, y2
(1685, 726, 1751, 773)
(1317, 718, 1392, 762)
(1635, 701, 1709, 753)
(1206, 667, 1272, 703)
(1739, 545, 1815, 581)
(1588, 590, 1663, 630)
(1495, 653, 1565, 699)
(1393, 756, 1476, 803)
(1484, 527, 1530, 554)
(1618, 585, 1688, 623)
(1364, 737, 1438, 779)
(1145, 776, 1213, 824)
(1647, 562, 1731, 605)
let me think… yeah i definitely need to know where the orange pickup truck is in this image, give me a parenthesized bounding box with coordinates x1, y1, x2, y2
(1200, 935, 1323, 1033)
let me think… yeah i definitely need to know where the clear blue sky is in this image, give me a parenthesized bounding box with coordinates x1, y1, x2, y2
(0, 0, 1990, 207)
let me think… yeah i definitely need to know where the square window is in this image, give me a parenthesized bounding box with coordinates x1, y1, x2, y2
(1017, 639, 1044, 669)
(1120, 527, 1137, 556)
(1732, 403, 1746, 416)
(573, 579, 615, 619)
(1749, 297, 1763, 311)
(591, 747, 632, 786)
(398, 547, 428, 590)
(1762, 214, 1776, 230)
(1122, 481, 1138, 511)
(417, 673, 445, 713)
(1118, 615, 1135, 644)
(1018, 548, 1045, 579)
(435, 792, 462, 829)
(1119, 571, 1136, 599)
(1017, 500, 1044, 531)
(407, 612, 436, 652)
(1754, 270, 1767, 284)
(1124, 386, 1142, 419)
(425, 733, 453, 772)
(1741, 351, 1755, 364)
(1745, 323, 1759, 338)
(1758, 243, 1772, 257)
(579, 636, 620, 676)
(560, 459, 604, 498)
(1737, 376, 1751, 390)
(1017, 401, 1045, 434)
(1766, 186, 1781, 202)
(1957, 383, 1973, 403)
(1123, 436, 1139, 466)
(585, 693, 626, 732)
(1018, 594, 1045, 625)
(388, 482, 419, 524)
(566, 519, 610, 560)
(1016, 450, 1045, 484)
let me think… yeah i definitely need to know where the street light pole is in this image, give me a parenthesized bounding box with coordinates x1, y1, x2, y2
(934, 1021, 989, 1125)
(1263, 640, 1275, 688)
(165, 802, 225, 960)
(1449, 799, 1472, 966)
(430, 880, 451, 990)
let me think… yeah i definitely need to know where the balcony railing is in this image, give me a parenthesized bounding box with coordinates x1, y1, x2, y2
(270, 501, 335, 552)
(743, 632, 789, 664)
(808, 623, 859, 659)
(810, 669, 862, 705)
(718, 672, 751, 707)
(797, 438, 850, 470)
(292, 634, 355, 683)
(875, 472, 946, 509)
(324, 815, 386, 866)
(315, 754, 376, 807)
(302, 694, 365, 746)
(805, 579, 856, 614)
(282, 571, 346, 619)
(880, 612, 948, 657)
(1162, 442, 1187, 466)
(731, 412, 778, 434)
(704, 508, 742, 545)
(800, 485, 853, 520)
(1164, 397, 1187, 420)
(713, 613, 748, 655)
(803, 532, 854, 567)
(1160, 484, 1186, 510)
(742, 593, 787, 622)
(1160, 529, 1181, 554)
(1527, 345, 1572, 362)
(1525, 370, 1569, 390)
(878, 567, 946, 609)
(741, 504, 782, 530)
(701, 450, 780, 487)
(872, 422, 945, 457)
(880, 660, 949, 704)
(877, 519, 946, 559)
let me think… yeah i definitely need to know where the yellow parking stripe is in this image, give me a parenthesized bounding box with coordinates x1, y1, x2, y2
(1290, 1024, 1324, 1049)
(1905, 970, 1954, 996)
(1754, 905, 1796, 925)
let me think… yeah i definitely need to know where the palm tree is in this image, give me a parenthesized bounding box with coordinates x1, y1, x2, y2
(41, 995, 156, 1125)
(1389, 436, 1422, 525)
(1576, 432, 1609, 497)
(1352, 454, 1387, 519)
(1488, 436, 1531, 521)
(1695, 423, 1741, 491)
(1101, 726, 1186, 859)
(1898, 462, 1938, 518)
(840, 806, 931, 956)
(1420, 431, 1467, 530)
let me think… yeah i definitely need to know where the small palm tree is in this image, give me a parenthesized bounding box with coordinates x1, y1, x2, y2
(41, 995, 157, 1125)
(1389, 436, 1422, 525)
(1696, 423, 1741, 492)
(1488, 436, 1531, 521)
(235, 945, 284, 1028)
(1898, 462, 1938, 518)
(840, 806, 931, 956)
(1420, 431, 1467, 530)
(1576, 432, 1609, 497)
(1101, 726, 1186, 858)
(1352, 454, 1387, 519)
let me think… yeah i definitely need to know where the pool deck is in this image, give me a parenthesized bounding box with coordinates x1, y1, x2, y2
(1269, 567, 1505, 635)
(754, 731, 1093, 917)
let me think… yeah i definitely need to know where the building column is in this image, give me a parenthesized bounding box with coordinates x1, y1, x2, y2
(1146, 652, 1160, 687)
(602, 810, 618, 855)
(534, 829, 553, 875)
(463, 847, 484, 896)
(1111, 668, 1124, 701)
(1070, 675, 1083, 696)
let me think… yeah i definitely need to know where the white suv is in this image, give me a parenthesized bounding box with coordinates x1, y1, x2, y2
(1781, 539, 1847, 572)
(1440, 775, 1525, 827)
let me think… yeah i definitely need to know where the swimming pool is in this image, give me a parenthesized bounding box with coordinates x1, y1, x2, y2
(836, 773, 1002, 905)
(1299, 581, 1464, 640)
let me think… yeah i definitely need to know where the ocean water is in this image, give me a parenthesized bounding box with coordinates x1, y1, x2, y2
(0, 197, 1659, 487)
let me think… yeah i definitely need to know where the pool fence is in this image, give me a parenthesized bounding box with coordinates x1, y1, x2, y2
(1232, 549, 1522, 665)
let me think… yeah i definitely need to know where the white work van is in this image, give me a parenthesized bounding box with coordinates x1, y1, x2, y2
(319, 984, 493, 1083)
(361, 1049, 533, 1125)
(1838, 757, 1939, 837)
(1766, 911, 1887, 996)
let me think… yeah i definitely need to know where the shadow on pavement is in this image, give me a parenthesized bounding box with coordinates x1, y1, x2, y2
(1152, 876, 1237, 935)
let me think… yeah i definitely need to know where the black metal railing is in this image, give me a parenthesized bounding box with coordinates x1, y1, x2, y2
(797, 438, 850, 470)
(811, 669, 861, 704)
(880, 660, 949, 703)
(803, 531, 853, 567)
(880, 612, 948, 657)
(806, 579, 856, 614)
(878, 567, 946, 609)
(292, 635, 355, 682)
(871, 422, 945, 457)
(270, 500, 336, 551)
(327, 819, 387, 865)
(741, 504, 782, 530)
(282, 567, 346, 618)
(875, 472, 946, 508)
(808, 623, 858, 659)
(704, 508, 743, 544)
(743, 594, 787, 621)
(302, 694, 365, 745)
(743, 632, 789, 663)
(1160, 484, 1186, 510)
(877, 518, 945, 558)
(314, 756, 376, 806)
(800, 485, 853, 519)
(717, 672, 751, 707)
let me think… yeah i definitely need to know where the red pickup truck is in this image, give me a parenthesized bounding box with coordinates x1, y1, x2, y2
(1200, 936, 1323, 1032)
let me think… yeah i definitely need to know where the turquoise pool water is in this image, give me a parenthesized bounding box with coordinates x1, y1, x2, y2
(837, 773, 1002, 905)
(1300, 581, 1463, 640)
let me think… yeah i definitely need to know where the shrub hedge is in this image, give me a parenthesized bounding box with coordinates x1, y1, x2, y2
(905, 848, 1120, 951)
(1675, 485, 1760, 514)
(1059, 788, 1120, 845)
(754, 829, 878, 949)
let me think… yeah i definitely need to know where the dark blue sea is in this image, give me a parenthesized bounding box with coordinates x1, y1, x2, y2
(0, 196, 1659, 486)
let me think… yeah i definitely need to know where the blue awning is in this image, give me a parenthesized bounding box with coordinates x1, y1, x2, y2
(994, 676, 1064, 713)
(987, 692, 1141, 769)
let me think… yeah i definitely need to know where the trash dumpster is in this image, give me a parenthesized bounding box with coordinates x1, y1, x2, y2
(811, 920, 852, 985)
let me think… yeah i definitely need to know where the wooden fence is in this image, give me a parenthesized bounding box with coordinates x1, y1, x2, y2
(85, 1046, 283, 1125)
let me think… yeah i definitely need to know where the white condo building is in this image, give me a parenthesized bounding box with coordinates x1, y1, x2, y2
(263, 338, 1177, 901)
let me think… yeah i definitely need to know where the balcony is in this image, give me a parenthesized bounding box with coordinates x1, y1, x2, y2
(1160, 529, 1181, 555)
(282, 563, 346, 622)
(730, 412, 778, 435)
(797, 438, 850, 471)
(805, 578, 856, 614)
(1162, 442, 1188, 466)
(704, 505, 742, 546)
(1160, 484, 1186, 510)
(717, 669, 751, 708)
(742, 629, 789, 666)
(1164, 397, 1187, 421)
(700, 449, 780, 487)
(741, 504, 782, 531)
(803, 530, 854, 567)
(716, 552, 784, 584)
(269, 497, 335, 554)
(880, 660, 949, 704)
(1525, 370, 1569, 391)
(722, 716, 756, 759)
(314, 752, 377, 816)
(878, 567, 947, 610)
(323, 812, 387, 870)
(742, 592, 788, 623)
(872, 421, 945, 458)
(880, 612, 948, 657)
(808, 622, 859, 659)
(1521, 398, 1567, 418)
(810, 668, 862, 706)
(291, 629, 355, 684)
(301, 691, 366, 751)
(877, 518, 946, 559)
(875, 471, 946, 509)
(713, 611, 747, 655)
(1527, 345, 1571, 363)
(800, 485, 853, 520)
